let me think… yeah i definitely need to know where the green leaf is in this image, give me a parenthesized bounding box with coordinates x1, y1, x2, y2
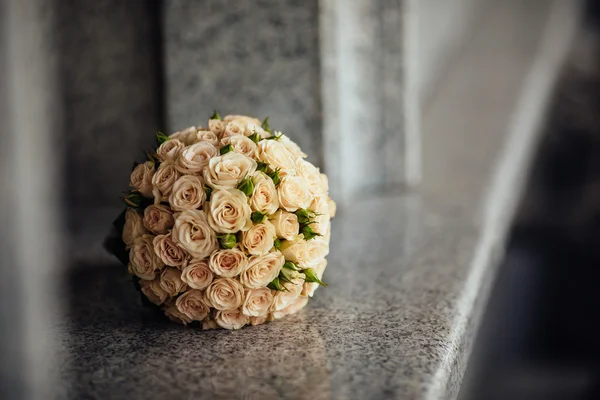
(268, 168, 281, 186)
(273, 238, 282, 250)
(295, 208, 318, 225)
(122, 191, 152, 209)
(251, 211, 266, 223)
(204, 186, 213, 202)
(267, 277, 286, 291)
(265, 132, 283, 141)
(303, 268, 327, 287)
(237, 177, 255, 197)
(301, 224, 321, 240)
(261, 117, 271, 133)
(283, 261, 298, 271)
(210, 110, 221, 120)
(220, 144, 233, 155)
(248, 132, 261, 143)
(279, 267, 299, 283)
(156, 130, 169, 145)
(256, 162, 269, 173)
(217, 233, 237, 249)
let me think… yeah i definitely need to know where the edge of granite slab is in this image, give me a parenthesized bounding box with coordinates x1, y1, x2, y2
(57, 1, 580, 400)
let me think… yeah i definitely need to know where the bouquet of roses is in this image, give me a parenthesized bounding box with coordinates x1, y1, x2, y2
(106, 113, 335, 329)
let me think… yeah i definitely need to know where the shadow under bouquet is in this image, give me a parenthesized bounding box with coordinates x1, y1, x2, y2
(105, 113, 335, 329)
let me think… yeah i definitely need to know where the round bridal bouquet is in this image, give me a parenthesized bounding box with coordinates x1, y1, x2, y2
(105, 113, 335, 330)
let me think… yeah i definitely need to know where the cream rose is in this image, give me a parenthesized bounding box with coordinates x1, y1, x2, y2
(240, 252, 284, 289)
(122, 209, 147, 248)
(156, 138, 184, 162)
(249, 316, 268, 326)
(242, 221, 276, 256)
(203, 152, 257, 189)
(180, 259, 214, 290)
(296, 159, 323, 195)
(169, 126, 197, 145)
(143, 204, 174, 234)
(152, 234, 187, 268)
(202, 318, 219, 330)
(277, 175, 313, 212)
(256, 140, 296, 176)
(129, 234, 163, 280)
(302, 259, 327, 297)
(250, 171, 279, 215)
(215, 309, 248, 330)
(279, 133, 307, 158)
(242, 288, 274, 317)
(309, 195, 330, 235)
(172, 210, 218, 259)
(209, 248, 248, 278)
(208, 119, 226, 137)
(304, 236, 330, 267)
(207, 189, 252, 233)
(163, 301, 193, 325)
(177, 141, 218, 174)
(220, 134, 257, 158)
(223, 114, 262, 125)
(168, 175, 205, 211)
(272, 276, 305, 311)
(279, 235, 309, 265)
(269, 210, 299, 241)
(195, 130, 219, 146)
(221, 120, 245, 140)
(139, 278, 169, 305)
(129, 161, 154, 198)
(176, 289, 210, 321)
(205, 278, 245, 310)
(271, 296, 308, 319)
(328, 197, 337, 218)
(245, 124, 269, 138)
(159, 267, 187, 296)
(151, 161, 181, 203)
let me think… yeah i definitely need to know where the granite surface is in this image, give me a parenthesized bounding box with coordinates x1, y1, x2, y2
(55, 1, 579, 399)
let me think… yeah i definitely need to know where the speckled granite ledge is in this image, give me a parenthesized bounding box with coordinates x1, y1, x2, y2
(57, 1, 579, 399)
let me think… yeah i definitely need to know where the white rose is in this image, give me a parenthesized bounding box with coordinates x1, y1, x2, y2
(242, 221, 276, 256)
(139, 278, 169, 305)
(328, 197, 337, 218)
(129, 234, 163, 280)
(223, 114, 262, 125)
(215, 308, 249, 330)
(208, 119, 226, 137)
(277, 175, 313, 212)
(172, 210, 218, 259)
(122, 208, 147, 248)
(203, 152, 257, 189)
(240, 252, 284, 289)
(207, 189, 252, 233)
(143, 204, 174, 234)
(245, 124, 269, 138)
(242, 287, 274, 317)
(152, 234, 187, 268)
(176, 289, 210, 321)
(278, 133, 307, 158)
(163, 300, 193, 325)
(169, 126, 197, 145)
(249, 316, 268, 326)
(159, 267, 187, 297)
(302, 259, 327, 297)
(180, 259, 214, 290)
(279, 235, 309, 265)
(151, 161, 181, 203)
(296, 159, 323, 195)
(256, 140, 296, 176)
(271, 276, 305, 311)
(271, 296, 308, 320)
(129, 161, 155, 198)
(309, 195, 330, 235)
(250, 171, 279, 215)
(177, 141, 218, 174)
(304, 236, 330, 267)
(269, 210, 299, 241)
(168, 175, 205, 211)
(221, 120, 245, 140)
(195, 130, 220, 146)
(220, 134, 257, 158)
(205, 278, 245, 310)
(209, 248, 248, 278)
(156, 139, 184, 162)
